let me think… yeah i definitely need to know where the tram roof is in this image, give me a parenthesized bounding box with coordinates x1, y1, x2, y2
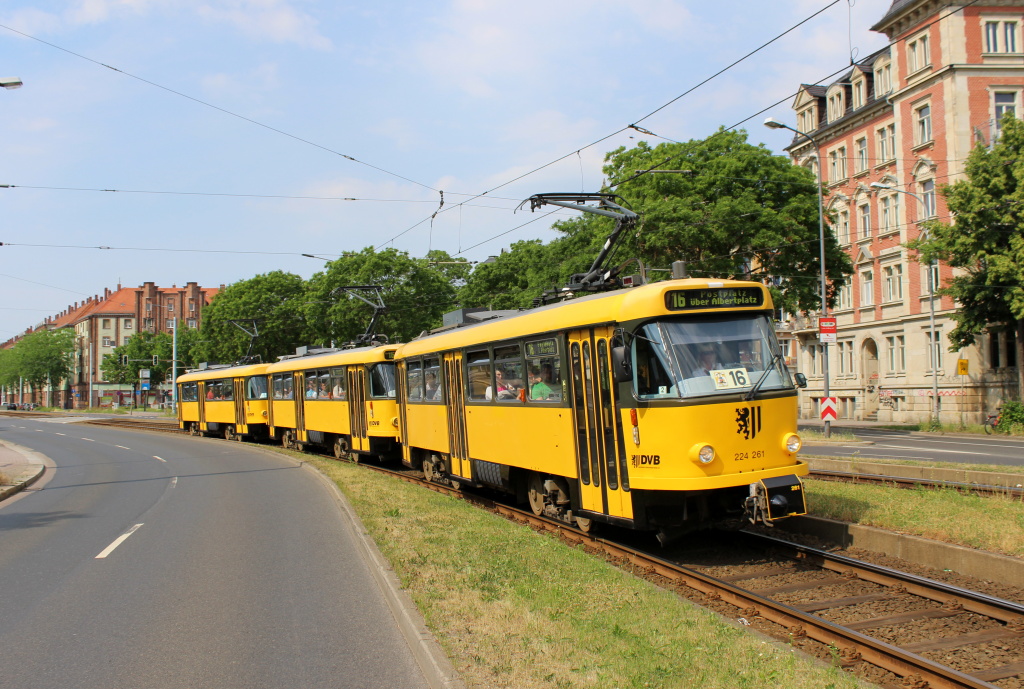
(177, 361, 269, 382)
(264, 343, 399, 373)
(397, 278, 773, 358)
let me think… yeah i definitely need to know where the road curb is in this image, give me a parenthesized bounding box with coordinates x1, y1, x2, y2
(0, 439, 48, 502)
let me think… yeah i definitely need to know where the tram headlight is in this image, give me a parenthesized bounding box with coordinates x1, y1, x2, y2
(689, 443, 716, 465)
(783, 433, 802, 454)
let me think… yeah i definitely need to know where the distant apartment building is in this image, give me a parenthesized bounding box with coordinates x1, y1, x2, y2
(776, 0, 1022, 422)
(2, 282, 218, 408)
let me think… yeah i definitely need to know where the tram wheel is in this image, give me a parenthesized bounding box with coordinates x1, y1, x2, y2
(189, 423, 200, 437)
(527, 473, 546, 516)
(333, 437, 350, 460)
(224, 425, 236, 442)
(423, 456, 438, 483)
(575, 516, 595, 533)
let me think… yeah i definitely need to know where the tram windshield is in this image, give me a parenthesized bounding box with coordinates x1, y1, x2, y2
(632, 314, 793, 400)
(369, 362, 397, 399)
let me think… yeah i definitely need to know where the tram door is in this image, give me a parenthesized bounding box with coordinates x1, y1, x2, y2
(443, 351, 469, 479)
(295, 373, 307, 442)
(197, 383, 207, 429)
(233, 378, 246, 432)
(568, 328, 632, 521)
(348, 366, 370, 453)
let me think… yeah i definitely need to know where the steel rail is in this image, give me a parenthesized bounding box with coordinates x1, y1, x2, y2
(809, 469, 1024, 499)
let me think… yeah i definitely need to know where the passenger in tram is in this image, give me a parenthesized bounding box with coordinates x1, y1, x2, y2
(529, 367, 552, 400)
(485, 369, 518, 400)
(424, 371, 440, 400)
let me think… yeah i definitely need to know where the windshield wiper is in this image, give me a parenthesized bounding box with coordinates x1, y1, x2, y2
(744, 351, 782, 401)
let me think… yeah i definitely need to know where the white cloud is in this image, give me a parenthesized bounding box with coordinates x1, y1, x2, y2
(196, 0, 332, 50)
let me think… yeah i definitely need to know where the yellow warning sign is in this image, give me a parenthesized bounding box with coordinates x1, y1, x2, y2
(957, 359, 969, 375)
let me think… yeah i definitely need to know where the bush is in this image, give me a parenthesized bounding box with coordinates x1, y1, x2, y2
(998, 400, 1024, 434)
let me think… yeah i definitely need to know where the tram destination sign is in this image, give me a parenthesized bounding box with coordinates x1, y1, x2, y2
(665, 287, 764, 311)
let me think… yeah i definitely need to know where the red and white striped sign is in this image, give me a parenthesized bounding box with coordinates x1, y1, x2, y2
(820, 397, 838, 421)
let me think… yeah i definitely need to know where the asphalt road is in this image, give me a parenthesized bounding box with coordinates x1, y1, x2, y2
(801, 426, 1024, 467)
(0, 417, 432, 689)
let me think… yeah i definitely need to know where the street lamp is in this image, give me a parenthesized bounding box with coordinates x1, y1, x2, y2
(764, 117, 832, 437)
(870, 182, 940, 423)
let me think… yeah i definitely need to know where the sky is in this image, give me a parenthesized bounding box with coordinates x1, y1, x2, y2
(0, 0, 895, 339)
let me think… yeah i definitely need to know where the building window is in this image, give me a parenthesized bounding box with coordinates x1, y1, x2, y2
(880, 195, 900, 234)
(859, 202, 871, 240)
(915, 104, 932, 144)
(886, 335, 906, 373)
(798, 107, 816, 132)
(837, 283, 853, 310)
(124, 337, 131, 346)
(124, 319, 132, 329)
(874, 61, 892, 96)
(166, 319, 175, 329)
(926, 260, 940, 294)
(921, 179, 936, 218)
(808, 344, 819, 375)
(928, 330, 944, 370)
(883, 263, 904, 301)
(144, 318, 154, 329)
(101, 318, 111, 329)
(146, 302, 152, 312)
(837, 341, 855, 375)
(187, 319, 197, 328)
(827, 91, 845, 122)
(101, 336, 113, 347)
(985, 20, 1019, 53)
(167, 301, 175, 312)
(829, 147, 847, 182)
(861, 269, 874, 305)
(837, 209, 850, 245)
(852, 79, 865, 109)
(189, 299, 196, 312)
(876, 123, 895, 163)
(855, 137, 868, 173)
(908, 33, 930, 73)
(995, 91, 1017, 137)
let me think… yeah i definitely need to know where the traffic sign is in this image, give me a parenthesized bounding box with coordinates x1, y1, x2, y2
(820, 396, 838, 421)
(818, 317, 837, 344)
(957, 359, 969, 375)
(141, 382, 151, 391)
(140, 368, 151, 379)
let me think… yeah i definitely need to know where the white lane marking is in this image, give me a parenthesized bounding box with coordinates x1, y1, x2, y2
(170, 477, 177, 488)
(82, 438, 95, 442)
(95, 523, 144, 559)
(35, 429, 43, 432)
(877, 444, 994, 457)
(115, 445, 130, 450)
(154, 455, 166, 462)
(55, 432, 66, 436)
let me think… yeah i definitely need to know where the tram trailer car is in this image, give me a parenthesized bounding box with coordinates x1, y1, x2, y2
(396, 278, 807, 537)
(264, 344, 400, 461)
(177, 362, 270, 441)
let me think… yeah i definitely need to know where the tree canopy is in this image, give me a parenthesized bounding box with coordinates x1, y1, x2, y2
(1, 328, 75, 403)
(913, 115, 1024, 396)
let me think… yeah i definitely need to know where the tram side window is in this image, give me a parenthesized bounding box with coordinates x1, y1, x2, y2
(272, 373, 293, 400)
(246, 376, 268, 400)
(466, 349, 492, 401)
(492, 344, 524, 403)
(406, 359, 423, 401)
(369, 363, 396, 399)
(207, 378, 233, 401)
(180, 382, 198, 402)
(423, 357, 442, 401)
(330, 368, 346, 400)
(527, 358, 562, 402)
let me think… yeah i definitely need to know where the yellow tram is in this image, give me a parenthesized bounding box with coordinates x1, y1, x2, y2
(177, 362, 270, 441)
(396, 277, 807, 536)
(264, 344, 401, 460)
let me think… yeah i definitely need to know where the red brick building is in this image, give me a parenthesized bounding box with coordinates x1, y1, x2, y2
(777, 0, 1022, 422)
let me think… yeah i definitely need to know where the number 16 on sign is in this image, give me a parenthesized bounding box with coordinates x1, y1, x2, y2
(820, 397, 838, 422)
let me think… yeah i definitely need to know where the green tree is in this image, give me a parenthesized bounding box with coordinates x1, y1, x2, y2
(8, 328, 76, 405)
(547, 130, 852, 314)
(912, 115, 1024, 398)
(197, 271, 311, 364)
(304, 248, 468, 345)
(459, 240, 564, 310)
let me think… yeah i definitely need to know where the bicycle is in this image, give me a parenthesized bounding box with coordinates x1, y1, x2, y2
(984, 408, 1002, 434)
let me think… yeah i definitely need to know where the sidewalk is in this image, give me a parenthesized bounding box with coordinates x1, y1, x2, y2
(0, 439, 46, 501)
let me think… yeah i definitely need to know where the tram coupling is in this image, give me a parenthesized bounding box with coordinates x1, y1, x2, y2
(743, 475, 807, 526)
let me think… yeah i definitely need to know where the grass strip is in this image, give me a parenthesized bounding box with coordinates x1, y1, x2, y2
(311, 457, 866, 689)
(807, 478, 1024, 557)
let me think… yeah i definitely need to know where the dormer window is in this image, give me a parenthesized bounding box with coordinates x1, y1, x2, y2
(851, 78, 866, 109)
(874, 60, 892, 97)
(827, 89, 845, 122)
(798, 106, 817, 132)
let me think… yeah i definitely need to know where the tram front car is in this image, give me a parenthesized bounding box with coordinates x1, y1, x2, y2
(611, 279, 807, 535)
